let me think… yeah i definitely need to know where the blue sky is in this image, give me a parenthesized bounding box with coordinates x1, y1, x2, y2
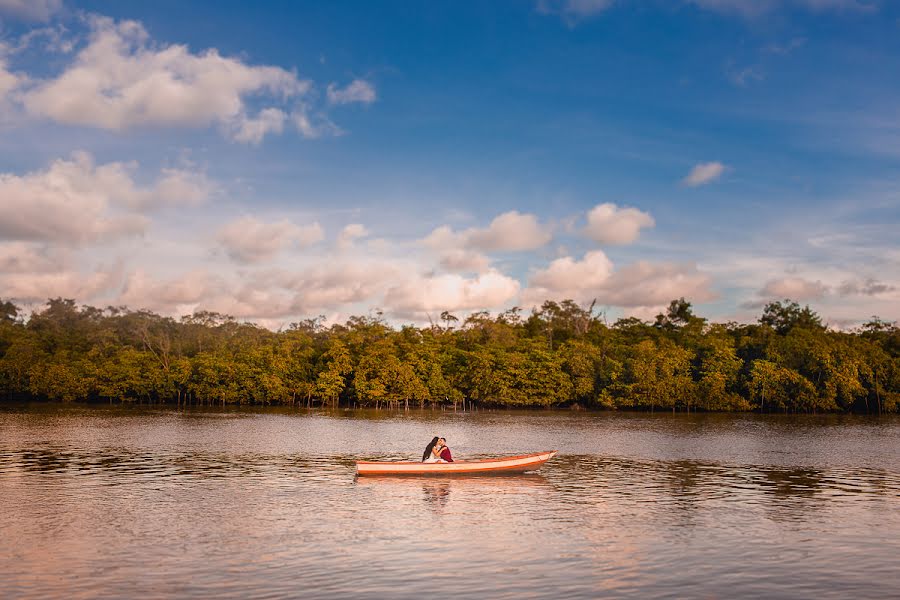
(0, 0, 898, 327)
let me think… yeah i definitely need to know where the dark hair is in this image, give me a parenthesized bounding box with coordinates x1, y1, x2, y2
(423, 436, 440, 462)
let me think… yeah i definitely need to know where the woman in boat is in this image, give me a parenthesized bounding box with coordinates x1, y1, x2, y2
(436, 437, 453, 462)
(422, 436, 442, 462)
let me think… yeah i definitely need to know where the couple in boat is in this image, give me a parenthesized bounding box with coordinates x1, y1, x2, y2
(422, 436, 453, 463)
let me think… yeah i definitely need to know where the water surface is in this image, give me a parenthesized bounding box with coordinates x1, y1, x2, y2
(1, 404, 898, 599)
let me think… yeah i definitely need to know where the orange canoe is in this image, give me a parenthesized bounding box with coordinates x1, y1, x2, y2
(356, 451, 558, 476)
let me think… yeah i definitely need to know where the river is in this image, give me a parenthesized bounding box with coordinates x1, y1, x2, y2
(1, 403, 898, 599)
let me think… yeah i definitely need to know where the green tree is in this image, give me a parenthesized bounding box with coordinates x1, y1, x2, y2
(315, 340, 351, 407)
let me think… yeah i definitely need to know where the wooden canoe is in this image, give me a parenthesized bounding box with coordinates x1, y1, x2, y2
(356, 451, 558, 476)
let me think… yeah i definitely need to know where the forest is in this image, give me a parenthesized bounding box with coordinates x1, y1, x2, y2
(0, 297, 898, 413)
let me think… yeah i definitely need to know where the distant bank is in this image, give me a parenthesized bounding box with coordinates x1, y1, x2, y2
(1, 297, 897, 414)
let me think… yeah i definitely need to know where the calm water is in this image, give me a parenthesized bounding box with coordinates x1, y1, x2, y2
(1, 404, 899, 599)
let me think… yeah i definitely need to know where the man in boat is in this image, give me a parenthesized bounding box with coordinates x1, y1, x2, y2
(436, 437, 453, 462)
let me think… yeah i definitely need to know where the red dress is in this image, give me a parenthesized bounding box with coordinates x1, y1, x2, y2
(439, 447, 453, 462)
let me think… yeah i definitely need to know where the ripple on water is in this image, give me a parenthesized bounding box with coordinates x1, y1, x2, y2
(1, 406, 899, 599)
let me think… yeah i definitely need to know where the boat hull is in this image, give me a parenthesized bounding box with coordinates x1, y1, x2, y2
(356, 451, 558, 476)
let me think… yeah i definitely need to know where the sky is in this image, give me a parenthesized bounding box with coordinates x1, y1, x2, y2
(0, 0, 898, 329)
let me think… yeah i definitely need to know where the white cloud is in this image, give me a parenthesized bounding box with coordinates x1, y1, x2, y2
(760, 276, 829, 300)
(291, 106, 342, 138)
(423, 210, 552, 254)
(4, 24, 75, 55)
(0, 0, 62, 22)
(149, 168, 213, 209)
(0, 153, 145, 244)
(384, 269, 520, 318)
(438, 249, 491, 273)
(119, 268, 215, 312)
(421, 225, 462, 250)
(469, 211, 552, 251)
(20, 16, 310, 141)
(583, 203, 654, 245)
(683, 161, 726, 186)
(217, 216, 324, 263)
(529, 251, 614, 293)
(288, 260, 399, 314)
(0, 242, 67, 273)
(336, 223, 369, 250)
(110, 254, 519, 323)
(523, 251, 715, 309)
(327, 79, 376, 105)
(229, 107, 286, 145)
(1, 262, 122, 303)
(0, 152, 211, 245)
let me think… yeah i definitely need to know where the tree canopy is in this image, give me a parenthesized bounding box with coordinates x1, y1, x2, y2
(0, 296, 897, 413)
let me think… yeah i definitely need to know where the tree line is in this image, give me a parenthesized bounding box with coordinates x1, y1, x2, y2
(0, 297, 898, 413)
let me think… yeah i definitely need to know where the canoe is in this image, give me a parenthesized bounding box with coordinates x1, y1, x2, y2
(356, 450, 558, 476)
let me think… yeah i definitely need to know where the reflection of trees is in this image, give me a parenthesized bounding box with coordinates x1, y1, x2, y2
(760, 468, 825, 498)
(756, 467, 826, 524)
(662, 460, 710, 527)
(18, 448, 75, 473)
(355, 474, 553, 515)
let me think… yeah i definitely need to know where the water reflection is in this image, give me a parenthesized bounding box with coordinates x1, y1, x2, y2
(422, 480, 451, 509)
(1, 406, 899, 599)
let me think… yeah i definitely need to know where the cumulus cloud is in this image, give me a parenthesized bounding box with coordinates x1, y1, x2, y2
(286, 261, 396, 313)
(148, 168, 213, 209)
(469, 211, 552, 251)
(119, 268, 215, 311)
(0, 262, 122, 303)
(384, 269, 520, 319)
(217, 216, 324, 263)
(326, 79, 376, 105)
(529, 250, 614, 293)
(336, 223, 369, 250)
(683, 161, 726, 186)
(523, 251, 715, 309)
(602, 261, 716, 307)
(107, 253, 521, 322)
(19, 16, 310, 142)
(438, 249, 491, 273)
(0, 0, 63, 22)
(0, 152, 211, 244)
(583, 203, 654, 245)
(0, 153, 146, 244)
(423, 210, 552, 254)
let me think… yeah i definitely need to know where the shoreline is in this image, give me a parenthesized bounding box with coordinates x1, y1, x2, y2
(3, 399, 899, 420)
